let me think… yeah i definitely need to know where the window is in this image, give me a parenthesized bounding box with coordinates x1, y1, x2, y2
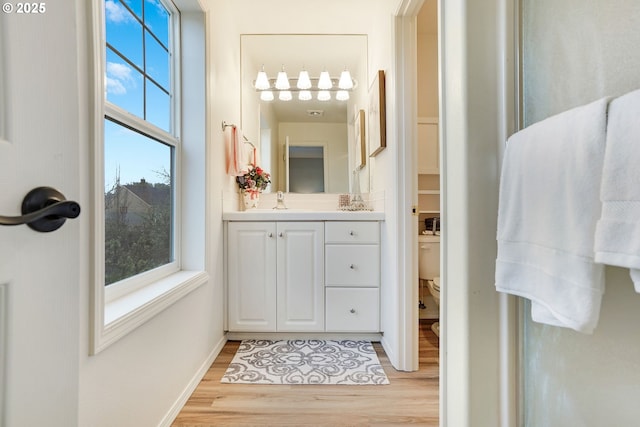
(92, 0, 207, 354)
(103, 0, 178, 289)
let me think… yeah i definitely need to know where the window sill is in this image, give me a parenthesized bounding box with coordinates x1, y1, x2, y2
(93, 270, 209, 353)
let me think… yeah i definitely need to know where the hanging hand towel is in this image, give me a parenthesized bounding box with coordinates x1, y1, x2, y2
(594, 89, 640, 292)
(224, 125, 242, 176)
(495, 97, 609, 334)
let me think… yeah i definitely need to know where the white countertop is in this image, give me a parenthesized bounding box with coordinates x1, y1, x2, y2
(223, 210, 385, 221)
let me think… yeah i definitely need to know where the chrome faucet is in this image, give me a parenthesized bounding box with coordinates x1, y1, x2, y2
(274, 191, 288, 210)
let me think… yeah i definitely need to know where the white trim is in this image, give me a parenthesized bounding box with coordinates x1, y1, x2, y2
(93, 270, 209, 354)
(397, 0, 520, 424)
(394, 0, 422, 373)
(227, 332, 383, 341)
(105, 261, 179, 302)
(0, 29, 5, 143)
(158, 334, 227, 427)
(0, 283, 6, 424)
(90, 0, 207, 355)
(104, 103, 180, 147)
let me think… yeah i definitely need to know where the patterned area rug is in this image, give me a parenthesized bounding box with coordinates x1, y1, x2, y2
(221, 339, 390, 385)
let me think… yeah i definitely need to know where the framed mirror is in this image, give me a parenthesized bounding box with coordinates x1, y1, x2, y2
(241, 34, 368, 194)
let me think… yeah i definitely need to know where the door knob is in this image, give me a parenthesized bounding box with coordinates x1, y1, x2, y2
(0, 186, 81, 232)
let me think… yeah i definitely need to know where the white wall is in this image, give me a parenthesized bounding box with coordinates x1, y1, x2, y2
(208, 0, 405, 366)
(77, 5, 226, 427)
(522, 1, 640, 425)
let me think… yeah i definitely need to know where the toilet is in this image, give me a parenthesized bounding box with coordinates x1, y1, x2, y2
(419, 234, 440, 337)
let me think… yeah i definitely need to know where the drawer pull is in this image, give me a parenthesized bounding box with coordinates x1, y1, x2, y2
(349, 230, 356, 236)
(350, 308, 356, 314)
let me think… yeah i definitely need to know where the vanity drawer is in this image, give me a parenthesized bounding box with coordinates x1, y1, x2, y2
(325, 221, 379, 244)
(325, 287, 379, 332)
(325, 244, 380, 287)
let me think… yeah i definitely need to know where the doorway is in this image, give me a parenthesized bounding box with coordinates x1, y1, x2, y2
(398, 0, 519, 424)
(286, 144, 327, 193)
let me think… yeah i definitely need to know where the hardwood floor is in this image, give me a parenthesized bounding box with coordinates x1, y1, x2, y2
(172, 320, 439, 426)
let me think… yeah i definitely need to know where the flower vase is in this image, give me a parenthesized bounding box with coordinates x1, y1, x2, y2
(242, 189, 260, 210)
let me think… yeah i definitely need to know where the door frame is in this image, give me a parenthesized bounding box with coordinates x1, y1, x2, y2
(394, 0, 521, 425)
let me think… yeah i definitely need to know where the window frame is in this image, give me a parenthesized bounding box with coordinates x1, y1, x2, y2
(104, 0, 180, 301)
(90, 0, 208, 354)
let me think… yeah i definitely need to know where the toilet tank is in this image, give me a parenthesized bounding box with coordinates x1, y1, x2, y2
(418, 235, 440, 280)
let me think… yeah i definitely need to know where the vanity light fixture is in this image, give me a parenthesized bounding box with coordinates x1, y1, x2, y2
(336, 90, 350, 101)
(260, 90, 274, 101)
(298, 90, 312, 101)
(317, 90, 331, 101)
(338, 69, 354, 90)
(317, 70, 333, 90)
(279, 90, 293, 101)
(253, 66, 356, 101)
(254, 65, 271, 90)
(297, 69, 312, 89)
(275, 66, 290, 90)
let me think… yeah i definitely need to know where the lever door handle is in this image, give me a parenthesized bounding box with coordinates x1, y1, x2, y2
(0, 187, 81, 232)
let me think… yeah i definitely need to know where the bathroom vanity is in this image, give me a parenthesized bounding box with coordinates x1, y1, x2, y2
(223, 210, 384, 336)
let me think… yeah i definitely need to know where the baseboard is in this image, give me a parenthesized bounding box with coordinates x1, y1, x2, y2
(380, 335, 397, 369)
(226, 332, 383, 342)
(158, 335, 227, 427)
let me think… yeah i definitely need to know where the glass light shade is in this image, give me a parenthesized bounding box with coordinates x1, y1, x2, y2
(336, 90, 350, 101)
(275, 69, 290, 90)
(317, 71, 333, 90)
(260, 90, 274, 101)
(255, 69, 271, 90)
(297, 70, 312, 89)
(298, 90, 312, 101)
(338, 70, 354, 89)
(317, 90, 331, 101)
(278, 90, 292, 101)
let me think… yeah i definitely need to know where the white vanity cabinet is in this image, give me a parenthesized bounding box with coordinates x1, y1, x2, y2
(227, 221, 324, 332)
(325, 221, 380, 332)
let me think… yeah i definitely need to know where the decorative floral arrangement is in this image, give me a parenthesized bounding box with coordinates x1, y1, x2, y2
(236, 166, 271, 194)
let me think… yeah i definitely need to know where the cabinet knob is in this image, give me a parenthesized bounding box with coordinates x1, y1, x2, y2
(279, 232, 284, 237)
(349, 230, 356, 236)
(350, 308, 356, 314)
(349, 264, 355, 269)
(268, 233, 273, 238)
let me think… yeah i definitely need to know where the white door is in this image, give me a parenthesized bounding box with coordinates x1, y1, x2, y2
(0, 4, 84, 426)
(276, 222, 324, 331)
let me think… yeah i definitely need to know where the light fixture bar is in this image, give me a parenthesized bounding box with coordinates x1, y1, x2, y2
(255, 78, 354, 92)
(253, 67, 357, 101)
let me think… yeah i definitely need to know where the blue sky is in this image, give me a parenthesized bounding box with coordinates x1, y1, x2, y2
(104, 0, 172, 190)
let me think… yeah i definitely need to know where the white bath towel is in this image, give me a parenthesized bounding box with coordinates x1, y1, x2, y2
(495, 97, 609, 334)
(594, 89, 640, 292)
